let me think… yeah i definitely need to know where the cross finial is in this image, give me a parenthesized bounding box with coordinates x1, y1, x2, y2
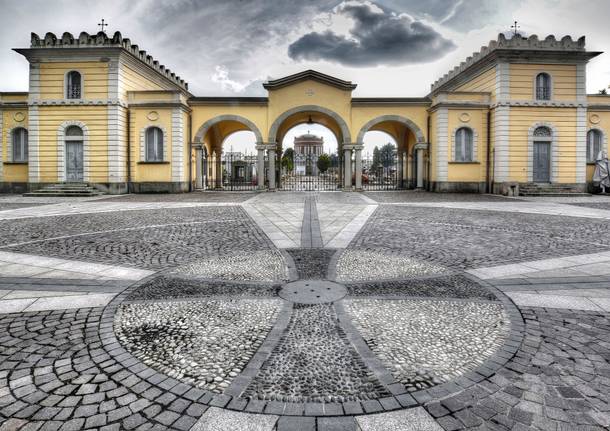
(511, 20, 521, 36)
(98, 18, 108, 33)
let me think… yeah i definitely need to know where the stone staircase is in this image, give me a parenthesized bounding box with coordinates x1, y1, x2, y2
(23, 183, 104, 197)
(518, 183, 589, 197)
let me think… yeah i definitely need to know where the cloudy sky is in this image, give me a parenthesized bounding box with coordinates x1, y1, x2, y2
(1, 0, 609, 98)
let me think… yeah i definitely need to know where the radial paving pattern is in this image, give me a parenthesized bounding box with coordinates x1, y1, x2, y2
(2, 192, 610, 431)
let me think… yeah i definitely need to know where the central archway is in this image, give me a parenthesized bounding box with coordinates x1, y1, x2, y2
(268, 106, 351, 191)
(268, 105, 351, 145)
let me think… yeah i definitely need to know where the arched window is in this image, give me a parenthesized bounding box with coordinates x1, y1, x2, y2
(145, 127, 164, 162)
(535, 73, 551, 100)
(11, 128, 28, 162)
(454, 127, 473, 162)
(587, 129, 603, 163)
(66, 71, 82, 99)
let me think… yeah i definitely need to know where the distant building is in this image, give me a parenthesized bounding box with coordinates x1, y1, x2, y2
(294, 133, 323, 175)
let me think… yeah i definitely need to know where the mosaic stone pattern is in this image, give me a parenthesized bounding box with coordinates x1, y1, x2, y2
(345, 299, 510, 391)
(336, 248, 446, 282)
(116, 299, 282, 392)
(172, 250, 288, 282)
(243, 304, 390, 403)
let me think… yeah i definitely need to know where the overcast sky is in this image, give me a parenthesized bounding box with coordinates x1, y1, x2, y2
(1, 0, 609, 98)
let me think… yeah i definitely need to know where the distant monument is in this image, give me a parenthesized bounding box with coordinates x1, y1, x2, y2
(294, 133, 323, 175)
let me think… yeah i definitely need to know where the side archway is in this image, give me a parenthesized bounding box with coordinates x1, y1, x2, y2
(268, 105, 351, 144)
(356, 115, 425, 144)
(193, 114, 264, 144)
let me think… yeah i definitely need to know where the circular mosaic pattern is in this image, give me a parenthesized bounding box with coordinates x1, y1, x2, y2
(114, 248, 517, 417)
(279, 280, 347, 304)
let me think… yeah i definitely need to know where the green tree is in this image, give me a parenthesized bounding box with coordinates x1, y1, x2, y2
(281, 148, 294, 172)
(599, 88, 608, 95)
(380, 143, 396, 168)
(371, 146, 381, 172)
(317, 153, 331, 173)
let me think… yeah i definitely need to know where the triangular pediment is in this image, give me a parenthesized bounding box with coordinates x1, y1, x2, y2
(263, 70, 357, 91)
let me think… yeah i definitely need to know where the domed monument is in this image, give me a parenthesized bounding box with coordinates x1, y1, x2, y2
(294, 133, 324, 176)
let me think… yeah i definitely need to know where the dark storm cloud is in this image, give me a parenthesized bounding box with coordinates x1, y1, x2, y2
(288, 1, 456, 67)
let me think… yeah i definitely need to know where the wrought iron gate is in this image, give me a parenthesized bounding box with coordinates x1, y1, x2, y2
(280, 152, 341, 191)
(206, 152, 261, 191)
(362, 148, 399, 190)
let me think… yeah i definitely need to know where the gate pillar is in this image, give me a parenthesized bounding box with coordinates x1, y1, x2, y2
(268, 148, 276, 190)
(343, 147, 352, 190)
(215, 153, 222, 189)
(195, 146, 203, 189)
(415, 143, 428, 189)
(354, 145, 363, 190)
(256, 145, 266, 190)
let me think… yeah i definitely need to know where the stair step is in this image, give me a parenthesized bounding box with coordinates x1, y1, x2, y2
(23, 183, 103, 197)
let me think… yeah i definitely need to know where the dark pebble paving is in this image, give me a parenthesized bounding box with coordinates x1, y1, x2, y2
(285, 248, 336, 279)
(3, 207, 273, 269)
(346, 274, 498, 301)
(100, 192, 256, 203)
(352, 205, 610, 269)
(0, 203, 48, 211)
(567, 201, 610, 210)
(243, 303, 390, 404)
(364, 191, 520, 203)
(126, 276, 280, 301)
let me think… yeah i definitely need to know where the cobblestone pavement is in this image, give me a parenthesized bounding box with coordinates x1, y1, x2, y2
(1, 192, 610, 431)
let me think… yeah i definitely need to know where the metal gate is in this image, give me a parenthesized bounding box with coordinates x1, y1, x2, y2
(280, 152, 341, 191)
(206, 152, 261, 191)
(362, 147, 399, 190)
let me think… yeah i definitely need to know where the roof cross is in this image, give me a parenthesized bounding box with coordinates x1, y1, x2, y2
(511, 20, 521, 36)
(98, 18, 108, 33)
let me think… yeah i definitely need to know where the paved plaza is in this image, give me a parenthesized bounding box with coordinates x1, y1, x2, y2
(0, 191, 609, 431)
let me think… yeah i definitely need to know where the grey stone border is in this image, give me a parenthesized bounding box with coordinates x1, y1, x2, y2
(356, 114, 426, 144)
(97, 265, 525, 420)
(268, 105, 351, 144)
(193, 114, 264, 144)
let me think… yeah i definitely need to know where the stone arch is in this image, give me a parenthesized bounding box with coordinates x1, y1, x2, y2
(268, 105, 351, 144)
(194, 114, 264, 144)
(356, 115, 425, 144)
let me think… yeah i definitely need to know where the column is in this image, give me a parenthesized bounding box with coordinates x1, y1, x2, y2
(195, 148, 203, 189)
(344, 147, 352, 190)
(402, 151, 408, 188)
(417, 148, 425, 189)
(215, 153, 222, 189)
(397, 152, 404, 189)
(256, 146, 266, 189)
(354, 146, 363, 190)
(268, 148, 276, 190)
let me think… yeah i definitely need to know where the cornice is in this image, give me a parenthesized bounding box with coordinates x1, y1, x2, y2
(28, 99, 129, 108)
(491, 99, 587, 108)
(351, 97, 430, 106)
(188, 97, 268, 106)
(263, 70, 357, 91)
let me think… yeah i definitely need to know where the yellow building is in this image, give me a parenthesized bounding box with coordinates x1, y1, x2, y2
(1, 30, 609, 195)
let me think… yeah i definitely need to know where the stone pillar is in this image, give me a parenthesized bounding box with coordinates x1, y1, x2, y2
(397, 152, 404, 189)
(344, 147, 352, 190)
(268, 148, 276, 190)
(417, 148, 425, 189)
(195, 147, 203, 189)
(402, 151, 408, 188)
(215, 152, 222, 189)
(354, 146, 363, 190)
(256, 146, 266, 190)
